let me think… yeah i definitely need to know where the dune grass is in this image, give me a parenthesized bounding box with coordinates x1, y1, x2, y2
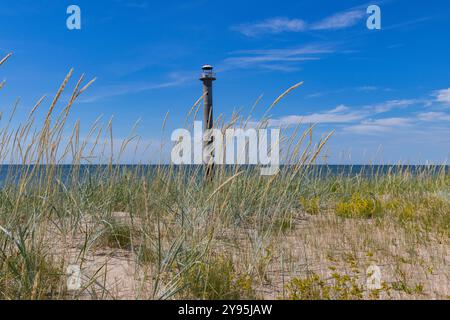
(0, 54, 449, 300)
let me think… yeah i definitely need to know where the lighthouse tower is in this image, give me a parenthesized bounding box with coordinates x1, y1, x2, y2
(200, 65, 216, 179)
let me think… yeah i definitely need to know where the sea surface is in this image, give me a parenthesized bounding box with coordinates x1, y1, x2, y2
(0, 164, 448, 185)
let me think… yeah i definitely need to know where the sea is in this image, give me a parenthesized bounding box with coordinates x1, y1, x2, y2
(0, 164, 448, 185)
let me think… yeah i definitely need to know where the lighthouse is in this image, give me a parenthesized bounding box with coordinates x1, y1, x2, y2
(200, 64, 216, 180)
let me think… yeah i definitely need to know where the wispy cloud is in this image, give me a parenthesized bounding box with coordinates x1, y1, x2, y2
(221, 44, 334, 71)
(434, 88, 450, 105)
(356, 86, 379, 92)
(344, 117, 412, 134)
(265, 96, 429, 130)
(417, 111, 450, 121)
(232, 7, 366, 37)
(383, 16, 432, 31)
(231, 17, 307, 37)
(307, 86, 391, 98)
(268, 105, 365, 126)
(310, 9, 365, 30)
(114, 0, 149, 9)
(367, 99, 419, 113)
(79, 73, 194, 103)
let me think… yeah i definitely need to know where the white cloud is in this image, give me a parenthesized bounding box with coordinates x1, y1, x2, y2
(264, 97, 423, 130)
(344, 117, 412, 134)
(224, 55, 319, 67)
(370, 117, 412, 126)
(232, 46, 333, 56)
(114, 0, 149, 9)
(367, 99, 419, 113)
(232, 17, 307, 37)
(417, 112, 450, 121)
(79, 72, 194, 103)
(232, 7, 366, 37)
(311, 9, 365, 30)
(268, 104, 366, 127)
(356, 86, 378, 92)
(308, 86, 391, 98)
(221, 44, 334, 70)
(434, 88, 450, 104)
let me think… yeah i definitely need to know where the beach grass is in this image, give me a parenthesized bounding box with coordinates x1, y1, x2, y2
(0, 54, 449, 300)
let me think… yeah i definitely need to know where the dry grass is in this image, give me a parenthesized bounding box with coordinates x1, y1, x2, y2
(0, 54, 448, 300)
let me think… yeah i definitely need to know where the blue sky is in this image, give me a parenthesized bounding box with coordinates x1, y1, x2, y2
(1, 0, 450, 164)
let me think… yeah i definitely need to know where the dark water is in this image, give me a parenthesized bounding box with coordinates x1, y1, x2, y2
(0, 164, 448, 185)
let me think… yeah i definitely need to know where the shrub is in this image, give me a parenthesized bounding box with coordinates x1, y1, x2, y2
(335, 194, 382, 219)
(97, 220, 136, 249)
(286, 271, 364, 300)
(286, 273, 330, 300)
(183, 255, 255, 300)
(0, 231, 64, 300)
(300, 196, 320, 215)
